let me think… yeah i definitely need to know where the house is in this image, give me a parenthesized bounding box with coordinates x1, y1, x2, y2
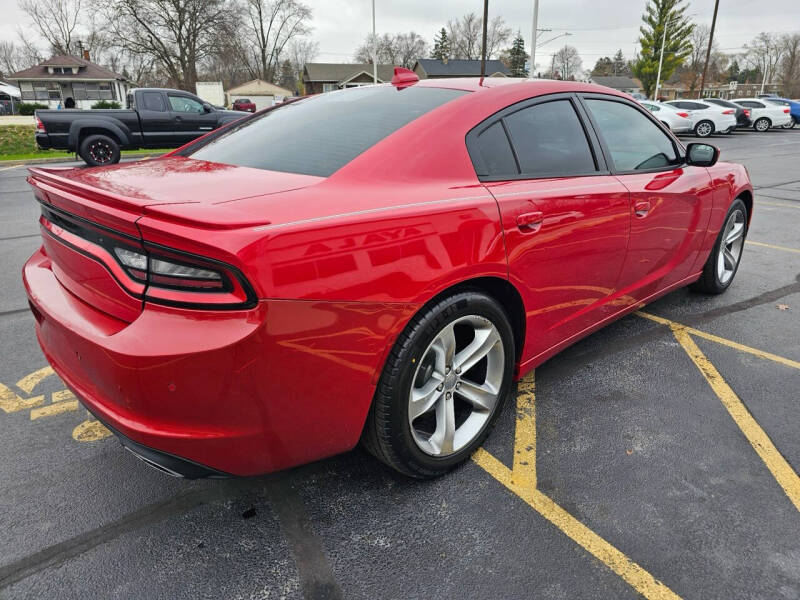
(226, 79, 294, 110)
(6, 53, 131, 109)
(587, 76, 642, 95)
(302, 63, 395, 95)
(413, 59, 511, 79)
(0, 80, 21, 114)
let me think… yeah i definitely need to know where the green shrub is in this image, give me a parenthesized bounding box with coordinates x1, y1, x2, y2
(18, 102, 48, 115)
(91, 100, 121, 109)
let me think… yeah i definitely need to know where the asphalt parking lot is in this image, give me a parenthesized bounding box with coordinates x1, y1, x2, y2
(1, 129, 799, 599)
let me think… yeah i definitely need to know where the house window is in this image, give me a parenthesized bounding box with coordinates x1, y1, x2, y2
(22, 82, 61, 101)
(72, 82, 116, 101)
(322, 83, 337, 93)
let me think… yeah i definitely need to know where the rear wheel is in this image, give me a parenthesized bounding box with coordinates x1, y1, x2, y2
(691, 198, 748, 294)
(782, 116, 796, 129)
(362, 291, 514, 478)
(79, 134, 120, 166)
(694, 120, 714, 137)
(754, 117, 771, 132)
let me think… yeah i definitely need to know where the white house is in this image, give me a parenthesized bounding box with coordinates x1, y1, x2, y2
(226, 79, 294, 111)
(7, 53, 131, 110)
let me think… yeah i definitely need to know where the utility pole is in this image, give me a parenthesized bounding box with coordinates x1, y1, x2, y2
(698, 0, 719, 98)
(529, 0, 539, 78)
(372, 0, 377, 84)
(760, 62, 769, 95)
(654, 18, 668, 100)
(480, 0, 489, 78)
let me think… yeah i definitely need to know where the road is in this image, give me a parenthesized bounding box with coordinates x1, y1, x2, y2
(1, 129, 799, 599)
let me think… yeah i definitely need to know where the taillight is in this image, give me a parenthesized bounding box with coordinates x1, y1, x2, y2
(113, 246, 227, 291)
(722, 109, 735, 114)
(744, 109, 751, 117)
(676, 112, 689, 118)
(784, 108, 790, 113)
(35, 117, 45, 133)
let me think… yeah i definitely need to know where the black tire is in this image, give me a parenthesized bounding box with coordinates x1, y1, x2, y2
(694, 120, 714, 137)
(362, 291, 515, 478)
(753, 117, 771, 132)
(782, 116, 796, 129)
(691, 198, 748, 294)
(79, 134, 121, 166)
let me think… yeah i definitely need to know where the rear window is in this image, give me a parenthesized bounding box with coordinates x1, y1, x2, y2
(188, 86, 466, 177)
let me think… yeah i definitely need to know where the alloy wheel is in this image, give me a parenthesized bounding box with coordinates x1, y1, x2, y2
(408, 315, 504, 457)
(696, 122, 713, 137)
(89, 141, 113, 164)
(717, 208, 746, 285)
(755, 118, 770, 132)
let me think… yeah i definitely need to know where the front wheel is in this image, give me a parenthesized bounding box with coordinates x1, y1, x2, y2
(362, 291, 515, 478)
(691, 198, 748, 294)
(754, 117, 771, 132)
(694, 120, 714, 137)
(79, 134, 121, 166)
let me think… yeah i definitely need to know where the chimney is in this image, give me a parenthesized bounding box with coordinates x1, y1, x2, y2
(83, 49, 90, 61)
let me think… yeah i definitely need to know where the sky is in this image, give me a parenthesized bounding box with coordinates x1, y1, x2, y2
(1, 0, 798, 73)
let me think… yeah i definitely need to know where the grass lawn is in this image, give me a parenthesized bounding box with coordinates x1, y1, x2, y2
(0, 125, 169, 161)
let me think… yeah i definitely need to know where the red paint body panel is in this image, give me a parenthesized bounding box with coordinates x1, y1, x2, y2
(22, 79, 754, 476)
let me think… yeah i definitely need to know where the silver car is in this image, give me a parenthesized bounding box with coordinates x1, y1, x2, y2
(639, 100, 693, 134)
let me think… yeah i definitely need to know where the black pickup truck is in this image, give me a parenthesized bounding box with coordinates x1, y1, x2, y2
(35, 88, 246, 166)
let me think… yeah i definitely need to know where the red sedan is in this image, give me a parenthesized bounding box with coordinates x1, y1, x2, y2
(23, 71, 753, 479)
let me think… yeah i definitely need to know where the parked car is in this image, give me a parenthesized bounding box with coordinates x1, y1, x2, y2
(232, 98, 257, 112)
(731, 97, 792, 131)
(663, 99, 738, 137)
(639, 100, 693, 134)
(34, 88, 246, 166)
(24, 74, 753, 479)
(703, 97, 753, 129)
(762, 97, 800, 129)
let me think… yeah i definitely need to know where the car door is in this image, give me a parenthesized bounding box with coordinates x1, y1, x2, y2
(467, 94, 631, 360)
(167, 93, 219, 144)
(580, 95, 714, 302)
(135, 90, 177, 147)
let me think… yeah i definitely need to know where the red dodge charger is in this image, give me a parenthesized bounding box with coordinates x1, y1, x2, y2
(23, 71, 752, 478)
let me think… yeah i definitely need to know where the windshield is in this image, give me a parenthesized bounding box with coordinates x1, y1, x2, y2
(187, 85, 467, 177)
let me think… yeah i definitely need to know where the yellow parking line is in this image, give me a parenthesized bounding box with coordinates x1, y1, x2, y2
(0, 164, 21, 171)
(746, 240, 800, 254)
(16, 366, 55, 394)
(30, 400, 79, 420)
(472, 372, 681, 600)
(671, 325, 800, 512)
(755, 200, 800, 209)
(636, 312, 800, 371)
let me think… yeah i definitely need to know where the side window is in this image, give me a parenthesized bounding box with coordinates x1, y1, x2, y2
(169, 95, 204, 113)
(474, 122, 518, 178)
(644, 104, 660, 112)
(142, 92, 166, 112)
(503, 100, 597, 176)
(690, 102, 708, 110)
(585, 99, 679, 172)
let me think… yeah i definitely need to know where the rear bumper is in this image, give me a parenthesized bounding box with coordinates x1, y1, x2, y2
(35, 133, 52, 150)
(24, 246, 411, 476)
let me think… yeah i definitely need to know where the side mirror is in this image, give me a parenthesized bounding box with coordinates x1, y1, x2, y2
(202, 103, 212, 113)
(685, 143, 719, 167)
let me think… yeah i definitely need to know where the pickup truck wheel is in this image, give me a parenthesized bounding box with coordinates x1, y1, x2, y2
(80, 134, 121, 166)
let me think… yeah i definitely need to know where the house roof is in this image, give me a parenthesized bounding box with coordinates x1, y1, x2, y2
(303, 63, 395, 82)
(227, 79, 293, 96)
(7, 55, 126, 81)
(414, 59, 511, 77)
(589, 76, 640, 90)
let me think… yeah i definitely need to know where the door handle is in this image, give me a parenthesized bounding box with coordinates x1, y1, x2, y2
(175, 116, 182, 122)
(516, 211, 544, 232)
(634, 200, 651, 217)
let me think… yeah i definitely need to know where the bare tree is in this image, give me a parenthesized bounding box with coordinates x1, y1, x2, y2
(778, 33, 800, 97)
(18, 0, 82, 55)
(98, 0, 237, 91)
(549, 45, 582, 80)
(447, 13, 511, 60)
(353, 32, 427, 68)
(742, 32, 785, 84)
(243, 0, 312, 83)
(0, 40, 41, 75)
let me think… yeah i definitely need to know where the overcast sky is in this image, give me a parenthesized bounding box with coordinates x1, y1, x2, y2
(1, 0, 798, 72)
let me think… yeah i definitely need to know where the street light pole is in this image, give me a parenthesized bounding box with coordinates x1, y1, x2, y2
(760, 62, 769, 95)
(372, 0, 377, 84)
(654, 19, 667, 100)
(698, 0, 719, 98)
(529, 0, 539, 78)
(480, 0, 488, 79)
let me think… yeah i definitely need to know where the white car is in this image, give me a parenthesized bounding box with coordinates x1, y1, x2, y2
(731, 98, 792, 131)
(639, 100, 693, 134)
(664, 99, 738, 137)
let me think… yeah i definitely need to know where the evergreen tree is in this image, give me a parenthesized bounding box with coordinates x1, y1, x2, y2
(279, 59, 296, 92)
(507, 32, 528, 77)
(612, 49, 629, 76)
(632, 0, 694, 98)
(591, 56, 614, 76)
(432, 27, 450, 60)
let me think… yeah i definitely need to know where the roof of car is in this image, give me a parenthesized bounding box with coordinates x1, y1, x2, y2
(414, 77, 630, 98)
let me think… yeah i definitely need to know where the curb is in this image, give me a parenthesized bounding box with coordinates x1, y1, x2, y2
(0, 152, 166, 167)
